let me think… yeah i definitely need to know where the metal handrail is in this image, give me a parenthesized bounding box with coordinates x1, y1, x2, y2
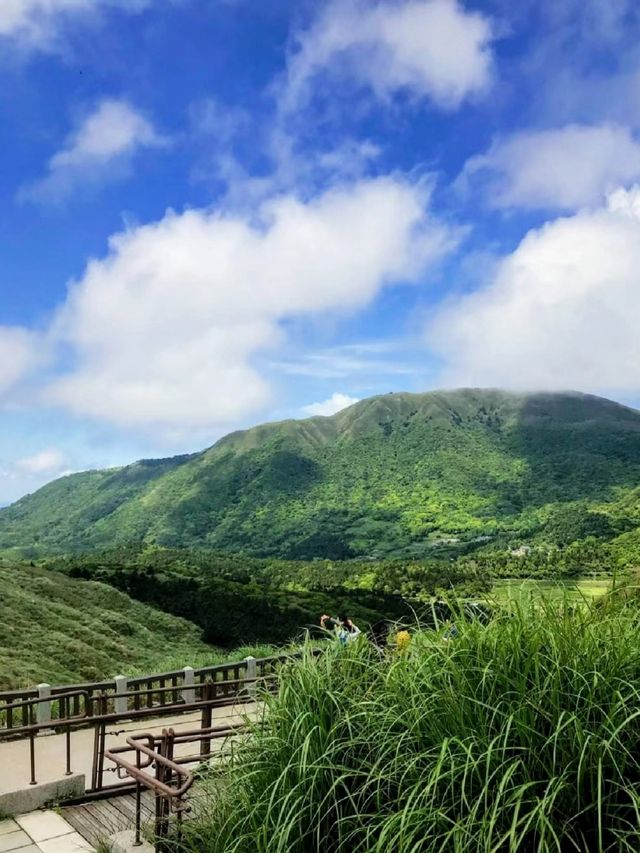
(0, 651, 300, 795)
(105, 725, 243, 849)
(0, 690, 90, 784)
(106, 734, 194, 799)
(0, 686, 255, 791)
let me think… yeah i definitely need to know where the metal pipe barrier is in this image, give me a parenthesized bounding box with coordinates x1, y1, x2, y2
(106, 724, 244, 851)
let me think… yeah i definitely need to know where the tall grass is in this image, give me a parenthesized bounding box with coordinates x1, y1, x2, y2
(182, 594, 640, 852)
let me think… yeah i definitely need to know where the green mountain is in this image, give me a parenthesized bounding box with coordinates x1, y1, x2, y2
(0, 560, 219, 689)
(2, 388, 640, 559)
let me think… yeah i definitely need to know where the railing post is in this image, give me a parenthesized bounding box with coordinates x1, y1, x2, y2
(114, 675, 128, 715)
(181, 666, 195, 705)
(200, 682, 213, 757)
(37, 683, 51, 727)
(244, 656, 257, 698)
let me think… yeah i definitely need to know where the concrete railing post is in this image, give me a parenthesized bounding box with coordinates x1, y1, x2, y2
(114, 675, 128, 715)
(181, 666, 195, 705)
(37, 683, 51, 727)
(244, 656, 257, 698)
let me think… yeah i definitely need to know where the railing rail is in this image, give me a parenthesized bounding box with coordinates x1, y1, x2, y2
(106, 724, 245, 850)
(0, 659, 282, 800)
(0, 653, 289, 734)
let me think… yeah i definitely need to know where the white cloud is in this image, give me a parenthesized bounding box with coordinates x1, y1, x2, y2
(0, 327, 40, 395)
(460, 123, 640, 211)
(303, 393, 360, 417)
(283, 0, 494, 112)
(46, 176, 456, 431)
(15, 448, 67, 475)
(0, 0, 148, 48)
(429, 185, 640, 393)
(19, 99, 164, 203)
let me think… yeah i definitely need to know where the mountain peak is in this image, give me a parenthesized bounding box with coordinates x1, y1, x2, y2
(1, 388, 639, 559)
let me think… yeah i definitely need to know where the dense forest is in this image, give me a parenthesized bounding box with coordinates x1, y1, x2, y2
(3, 389, 640, 560)
(43, 532, 633, 647)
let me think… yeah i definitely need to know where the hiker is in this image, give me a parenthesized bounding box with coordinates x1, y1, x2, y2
(320, 614, 341, 634)
(319, 614, 361, 645)
(339, 615, 362, 644)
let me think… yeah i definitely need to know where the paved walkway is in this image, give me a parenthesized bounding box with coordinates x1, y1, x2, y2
(0, 702, 257, 794)
(0, 810, 93, 853)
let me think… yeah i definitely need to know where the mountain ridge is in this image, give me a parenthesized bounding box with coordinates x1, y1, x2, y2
(2, 388, 640, 558)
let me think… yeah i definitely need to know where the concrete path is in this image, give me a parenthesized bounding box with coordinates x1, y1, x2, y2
(0, 702, 258, 798)
(0, 810, 93, 853)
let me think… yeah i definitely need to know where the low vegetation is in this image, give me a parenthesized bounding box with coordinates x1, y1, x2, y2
(183, 592, 640, 852)
(0, 561, 273, 690)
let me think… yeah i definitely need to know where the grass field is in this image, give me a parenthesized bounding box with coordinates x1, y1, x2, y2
(490, 577, 613, 604)
(183, 591, 640, 852)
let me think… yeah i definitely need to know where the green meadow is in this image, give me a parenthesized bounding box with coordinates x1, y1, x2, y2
(490, 576, 613, 604)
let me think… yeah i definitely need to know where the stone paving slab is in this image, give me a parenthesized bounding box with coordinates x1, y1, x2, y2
(0, 813, 93, 853)
(0, 829, 32, 851)
(38, 833, 92, 853)
(0, 824, 19, 838)
(16, 814, 72, 843)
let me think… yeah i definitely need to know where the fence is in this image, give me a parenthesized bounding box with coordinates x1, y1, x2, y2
(0, 654, 287, 735)
(0, 651, 312, 796)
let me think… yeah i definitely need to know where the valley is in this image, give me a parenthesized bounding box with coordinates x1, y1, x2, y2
(2, 388, 640, 690)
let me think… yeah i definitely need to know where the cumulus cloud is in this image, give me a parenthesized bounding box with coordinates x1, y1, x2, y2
(429, 185, 640, 393)
(0, 327, 40, 395)
(47, 176, 456, 431)
(0, 0, 149, 48)
(303, 393, 360, 417)
(19, 99, 164, 204)
(283, 0, 494, 113)
(460, 123, 640, 211)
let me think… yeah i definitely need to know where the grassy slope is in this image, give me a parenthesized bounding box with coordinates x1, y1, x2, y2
(0, 561, 221, 689)
(2, 388, 640, 558)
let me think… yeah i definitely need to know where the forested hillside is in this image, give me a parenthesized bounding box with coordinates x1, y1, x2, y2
(2, 389, 640, 558)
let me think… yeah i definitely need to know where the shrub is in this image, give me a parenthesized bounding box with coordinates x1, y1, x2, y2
(182, 594, 640, 852)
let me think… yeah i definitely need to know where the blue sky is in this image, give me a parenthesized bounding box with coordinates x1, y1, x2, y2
(2, 0, 640, 503)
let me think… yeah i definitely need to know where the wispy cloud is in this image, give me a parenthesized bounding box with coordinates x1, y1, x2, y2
(18, 99, 165, 204)
(15, 448, 67, 475)
(0, 327, 41, 396)
(273, 342, 426, 380)
(0, 0, 150, 50)
(302, 392, 360, 417)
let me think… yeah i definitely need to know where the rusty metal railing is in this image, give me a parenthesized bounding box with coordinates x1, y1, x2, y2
(88, 676, 266, 793)
(0, 650, 315, 805)
(106, 723, 247, 850)
(0, 674, 269, 794)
